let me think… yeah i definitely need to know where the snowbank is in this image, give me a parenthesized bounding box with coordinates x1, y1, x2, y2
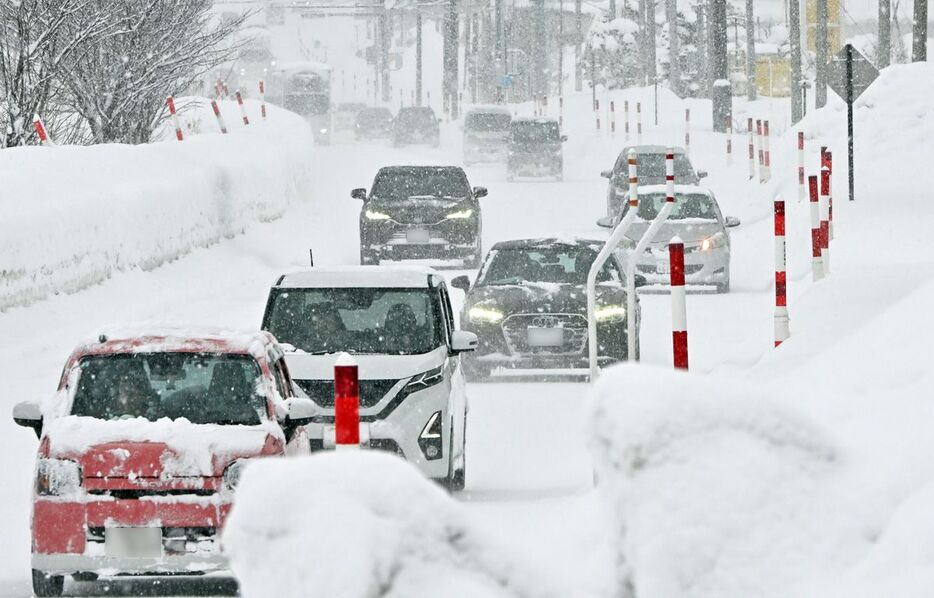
(590, 365, 849, 598)
(223, 451, 564, 598)
(0, 98, 314, 312)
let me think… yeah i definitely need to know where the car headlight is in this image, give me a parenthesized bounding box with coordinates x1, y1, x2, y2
(468, 305, 504, 324)
(700, 232, 727, 251)
(35, 459, 81, 496)
(445, 209, 473, 220)
(365, 209, 391, 220)
(405, 365, 445, 392)
(319, 128, 328, 134)
(223, 459, 252, 491)
(595, 304, 626, 321)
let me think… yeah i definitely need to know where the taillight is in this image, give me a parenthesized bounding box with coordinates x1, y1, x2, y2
(35, 459, 82, 496)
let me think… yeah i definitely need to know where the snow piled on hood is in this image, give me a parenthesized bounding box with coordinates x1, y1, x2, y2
(224, 452, 569, 598)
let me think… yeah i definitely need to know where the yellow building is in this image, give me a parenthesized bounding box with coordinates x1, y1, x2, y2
(806, 0, 842, 54)
(756, 57, 792, 97)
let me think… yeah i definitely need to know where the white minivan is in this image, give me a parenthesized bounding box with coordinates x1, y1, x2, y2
(261, 267, 477, 490)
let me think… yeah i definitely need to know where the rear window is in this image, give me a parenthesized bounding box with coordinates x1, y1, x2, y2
(614, 153, 695, 178)
(510, 121, 560, 142)
(71, 353, 266, 425)
(465, 112, 511, 132)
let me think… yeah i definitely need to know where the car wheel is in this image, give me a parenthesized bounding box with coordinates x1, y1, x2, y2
(360, 247, 380, 266)
(32, 570, 64, 597)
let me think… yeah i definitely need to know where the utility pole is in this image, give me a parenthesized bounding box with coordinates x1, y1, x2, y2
(645, 0, 657, 84)
(532, 0, 547, 97)
(416, 8, 423, 105)
(710, 0, 731, 132)
(609, 0, 616, 19)
(379, 7, 390, 103)
(789, 0, 803, 122)
(913, 0, 928, 62)
(696, 3, 708, 96)
(815, 0, 828, 108)
(575, 0, 583, 91)
(667, 0, 680, 96)
(558, 0, 564, 98)
(745, 0, 757, 100)
(443, 0, 459, 118)
(878, 0, 891, 68)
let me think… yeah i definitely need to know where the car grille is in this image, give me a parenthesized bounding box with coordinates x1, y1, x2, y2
(295, 379, 400, 408)
(501, 313, 589, 356)
(87, 489, 215, 499)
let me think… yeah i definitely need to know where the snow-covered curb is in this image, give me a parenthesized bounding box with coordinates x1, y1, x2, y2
(223, 451, 566, 598)
(0, 98, 313, 312)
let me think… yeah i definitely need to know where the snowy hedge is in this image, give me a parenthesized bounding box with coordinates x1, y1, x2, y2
(223, 451, 563, 598)
(0, 98, 313, 312)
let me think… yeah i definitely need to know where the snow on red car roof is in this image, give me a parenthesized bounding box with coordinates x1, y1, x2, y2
(68, 328, 278, 364)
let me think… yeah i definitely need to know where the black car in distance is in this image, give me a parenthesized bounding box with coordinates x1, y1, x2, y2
(507, 118, 567, 181)
(355, 107, 394, 140)
(451, 238, 644, 380)
(353, 166, 487, 268)
(393, 107, 441, 147)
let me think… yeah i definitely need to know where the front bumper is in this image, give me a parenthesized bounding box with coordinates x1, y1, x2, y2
(33, 553, 228, 576)
(632, 245, 730, 286)
(465, 143, 507, 162)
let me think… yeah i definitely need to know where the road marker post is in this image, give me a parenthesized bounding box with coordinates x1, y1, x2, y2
(809, 175, 825, 280)
(669, 237, 688, 369)
(334, 353, 361, 450)
(748, 117, 755, 180)
(235, 91, 250, 125)
(798, 132, 806, 202)
(210, 100, 228, 134)
(259, 80, 267, 121)
(820, 166, 831, 274)
(32, 114, 50, 145)
(774, 197, 790, 346)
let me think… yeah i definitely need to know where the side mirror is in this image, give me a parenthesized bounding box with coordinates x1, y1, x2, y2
(13, 401, 42, 439)
(634, 274, 648, 288)
(283, 398, 316, 438)
(450, 275, 471, 292)
(560, 135, 568, 142)
(596, 215, 615, 229)
(600, 170, 612, 179)
(473, 186, 488, 199)
(450, 330, 478, 354)
(351, 188, 367, 200)
(697, 170, 708, 179)
(725, 216, 741, 228)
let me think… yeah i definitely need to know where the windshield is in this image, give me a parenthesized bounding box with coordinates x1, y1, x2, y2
(615, 153, 695, 179)
(633, 193, 721, 221)
(284, 93, 329, 116)
(371, 167, 470, 201)
(510, 121, 560, 142)
(266, 288, 441, 355)
(71, 353, 265, 425)
(465, 112, 511, 132)
(481, 246, 613, 286)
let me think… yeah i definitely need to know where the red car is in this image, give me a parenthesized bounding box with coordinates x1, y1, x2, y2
(12, 330, 315, 596)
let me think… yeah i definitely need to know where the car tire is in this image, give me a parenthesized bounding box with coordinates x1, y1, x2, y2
(360, 247, 380, 266)
(716, 276, 731, 294)
(32, 570, 64, 597)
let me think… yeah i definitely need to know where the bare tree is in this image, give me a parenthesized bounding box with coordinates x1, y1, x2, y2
(878, 0, 891, 67)
(745, 0, 756, 100)
(666, 0, 679, 96)
(913, 0, 928, 62)
(58, 0, 247, 145)
(0, 0, 111, 147)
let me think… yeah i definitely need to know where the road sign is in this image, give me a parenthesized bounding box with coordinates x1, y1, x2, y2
(828, 44, 879, 103)
(826, 44, 879, 202)
(499, 74, 513, 88)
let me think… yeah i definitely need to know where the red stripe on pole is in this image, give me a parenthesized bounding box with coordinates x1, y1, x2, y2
(810, 176, 821, 258)
(334, 363, 360, 446)
(775, 271, 787, 306)
(236, 91, 250, 125)
(166, 95, 183, 141)
(32, 115, 48, 144)
(669, 243, 685, 286)
(672, 331, 688, 370)
(774, 200, 785, 235)
(798, 131, 804, 150)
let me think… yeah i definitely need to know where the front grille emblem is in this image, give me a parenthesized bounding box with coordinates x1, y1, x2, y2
(531, 315, 560, 328)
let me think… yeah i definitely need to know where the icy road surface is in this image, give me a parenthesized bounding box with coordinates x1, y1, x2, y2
(0, 118, 776, 596)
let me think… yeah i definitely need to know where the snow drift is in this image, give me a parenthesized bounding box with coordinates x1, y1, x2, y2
(223, 451, 564, 598)
(0, 98, 314, 312)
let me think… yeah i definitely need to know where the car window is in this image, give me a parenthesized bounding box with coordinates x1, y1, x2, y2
(437, 285, 455, 342)
(479, 246, 610, 286)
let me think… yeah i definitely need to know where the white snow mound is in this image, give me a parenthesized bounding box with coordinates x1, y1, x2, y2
(223, 451, 564, 598)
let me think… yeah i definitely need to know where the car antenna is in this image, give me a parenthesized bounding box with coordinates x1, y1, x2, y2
(98, 334, 107, 343)
(309, 249, 314, 267)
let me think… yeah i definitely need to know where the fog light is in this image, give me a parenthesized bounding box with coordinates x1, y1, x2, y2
(426, 445, 440, 459)
(418, 411, 443, 461)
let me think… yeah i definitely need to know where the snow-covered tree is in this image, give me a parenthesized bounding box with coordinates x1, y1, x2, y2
(583, 16, 642, 90)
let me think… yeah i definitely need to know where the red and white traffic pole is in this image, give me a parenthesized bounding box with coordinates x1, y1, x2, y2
(774, 196, 790, 347)
(636, 101, 643, 144)
(610, 101, 616, 134)
(32, 114, 50, 146)
(259, 80, 267, 121)
(595, 98, 601, 131)
(210, 100, 228, 134)
(214, 79, 223, 99)
(809, 175, 825, 280)
(559, 96, 564, 129)
(747, 117, 755, 180)
(166, 95, 184, 141)
(334, 353, 360, 449)
(222, 81, 229, 98)
(756, 119, 764, 183)
(764, 120, 772, 182)
(235, 90, 250, 125)
(798, 132, 806, 202)
(823, 148, 834, 240)
(624, 100, 630, 140)
(725, 116, 732, 165)
(669, 236, 688, 370)
(820, 166, 831, 275)
(684, 108, 691, 155)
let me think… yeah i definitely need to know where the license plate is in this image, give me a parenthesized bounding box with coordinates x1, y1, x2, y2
(527, 327, 564, 347)
(406, 228, 430, 244)
(656, 261, 670, 275)
(105, 527, 162, 558)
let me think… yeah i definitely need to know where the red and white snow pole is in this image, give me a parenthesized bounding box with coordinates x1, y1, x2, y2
(684, 108, 691, 155)
(764, 120, 772, 181)
(624, 100, 630, 140)
(669, 237, 688, 370)
(235, 91, 250, 125)
(214, 79, 223, 99)
(595, 98, 601, 131)
(166, 96, 184, 141)
(756, 119, 764, 182)
(636, 101, 643, 144)
(798, 132, 806, 202)
(725, 116, 733, 165)
(774, 196, 790, 347)
(334, 353, 360, 449)
(559, 96, 564, 129)
(747, 117, 755, 180)
(32, 114, 50, 146)
(823, 148, 834, 240)
(222, 81, 229, 98)
(809, 175, 825, 280)
(820, 166, 831, 274)
(259, 80, 267, 121)
(210, 100, 228, 134)
(610, 101, 616, 134)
